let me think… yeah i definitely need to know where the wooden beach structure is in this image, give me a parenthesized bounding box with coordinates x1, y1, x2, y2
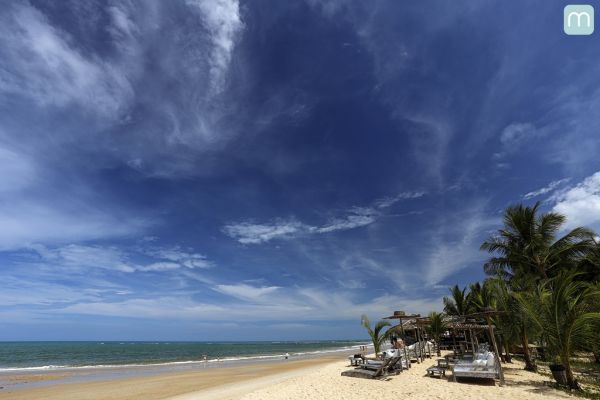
(383, 311, 421, 367)
(465, 308, 506, 385)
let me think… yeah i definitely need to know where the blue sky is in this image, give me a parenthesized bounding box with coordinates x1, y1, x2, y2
(1, 0, 600, 341)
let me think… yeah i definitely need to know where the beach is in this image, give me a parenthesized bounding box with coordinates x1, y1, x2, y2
(0, 352, 570, 400)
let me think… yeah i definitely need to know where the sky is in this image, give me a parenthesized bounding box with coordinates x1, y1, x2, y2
(1, 0, 600, 341)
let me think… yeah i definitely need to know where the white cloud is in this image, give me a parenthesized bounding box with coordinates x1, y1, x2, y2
(0, 3, 133, 116)
(144, 246, 212, 269)
(316, 207, 378, 233)
(523, 178, 570, 199)
(492, 122, 542, 166)
(55, 287, 442, 322)
(423, 208, 497, 285)
(33, 244, 135, 273)
(223, 220, 310, 244)
(186, 0, 243, 93)
(552, 171, 600, 229)
(138, 262, 183, 272)
(214, 283, 280, 302)
(0, 144, 151, 251)
(0, 200, 147, 251)
(0, 275, 104, 307)
(499, 122, 537, 146)
(374, 191, 425, 208)
(223, 191, 425, 244)
(25, 244, 213, 274)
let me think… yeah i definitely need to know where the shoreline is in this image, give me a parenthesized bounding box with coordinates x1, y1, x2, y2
(0, 341, 369, 373)
(0, 350, 572, 400)
(0, 347, 365, 399)
(0, 352, 353, 400)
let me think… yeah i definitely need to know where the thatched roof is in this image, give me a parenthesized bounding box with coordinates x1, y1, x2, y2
(448, 322, 494, 330)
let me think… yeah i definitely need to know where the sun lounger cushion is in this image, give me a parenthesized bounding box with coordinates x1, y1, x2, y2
(383, 349, 399, 358)
(472, 359, 486, 367)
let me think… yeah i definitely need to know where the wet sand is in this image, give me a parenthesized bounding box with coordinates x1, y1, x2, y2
(0, 355, 342, 400)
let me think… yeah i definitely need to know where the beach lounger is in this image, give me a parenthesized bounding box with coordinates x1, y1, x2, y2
(341, 356, 401, 379)
(452, 352, 498, 382)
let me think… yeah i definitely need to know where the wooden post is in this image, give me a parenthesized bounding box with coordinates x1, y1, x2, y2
(399, 319, 410, 369)
(486, 316, 504, 386)
(415, 327, 422, 363)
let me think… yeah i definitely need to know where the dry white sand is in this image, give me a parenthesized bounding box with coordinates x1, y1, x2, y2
(231, 357, 571, 400)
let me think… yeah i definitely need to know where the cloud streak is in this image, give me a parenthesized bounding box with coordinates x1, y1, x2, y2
(223, 191, 425, 244)
(24, 244, 213, 274)
(523, 178, 570, 200)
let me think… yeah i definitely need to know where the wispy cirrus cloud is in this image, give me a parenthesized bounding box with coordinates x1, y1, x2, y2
(186, 0, 243, 94)
(374, 191, 425, 208)
(223, 191, 425, 244)
(214, 283, 280, 302)
(315, 207, 378, 233)
(0, 3, 132, 116)
(423, 205, 497, 286)
(222, 219, 311, 244)
(54, 285, 442, 322)
(499, 122, 538, 147)
(523, 178, 570, 200)
(22, 244, 213, 274)
(0, 143, 149, 251)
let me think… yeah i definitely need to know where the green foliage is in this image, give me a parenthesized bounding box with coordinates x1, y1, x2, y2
(427, 311, 447, 356)
(361, 314, 392, 355)
(481, 202, 595, 282)
(516, 271, 600, 389)
(443, 285, 472, 316)
(469, 281, 496, 312)
(578, 239, 600, 283)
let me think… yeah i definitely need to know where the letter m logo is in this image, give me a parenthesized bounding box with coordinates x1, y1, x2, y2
(564, 5, 594, 35)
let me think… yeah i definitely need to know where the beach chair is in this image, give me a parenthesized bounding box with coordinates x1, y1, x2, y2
(341, 356, 401, 379)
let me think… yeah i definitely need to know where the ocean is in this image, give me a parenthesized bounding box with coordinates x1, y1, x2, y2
(0, 341, 368, 371)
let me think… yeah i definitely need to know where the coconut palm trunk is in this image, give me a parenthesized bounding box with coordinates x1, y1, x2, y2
(501, 337, 512, 363)
(520, 327, 536, 371)
(561, 351, 578, 389)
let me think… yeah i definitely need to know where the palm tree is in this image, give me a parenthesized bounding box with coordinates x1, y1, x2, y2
(443, 285, 472, 316)
(483, 278, 510, 362)
(427, 311, 447, 356)
(361, 314, 392, 356)
(516, 271, 600, 389)
(469, 281, 495, 312)
(481, 202, 594, 281)
(481, 203, 595, 372)
(487, 276, 538, 366)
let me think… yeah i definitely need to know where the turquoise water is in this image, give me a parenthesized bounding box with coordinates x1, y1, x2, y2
(0, 341, 366, 371)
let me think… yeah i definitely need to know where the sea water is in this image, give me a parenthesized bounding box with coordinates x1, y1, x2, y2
(0, 341, 367, 371)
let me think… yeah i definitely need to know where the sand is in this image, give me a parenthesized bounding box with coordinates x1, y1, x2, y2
(0, 356, 340, 400)
(237, 357, 571, 400)
(0, 354, 571, 400)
